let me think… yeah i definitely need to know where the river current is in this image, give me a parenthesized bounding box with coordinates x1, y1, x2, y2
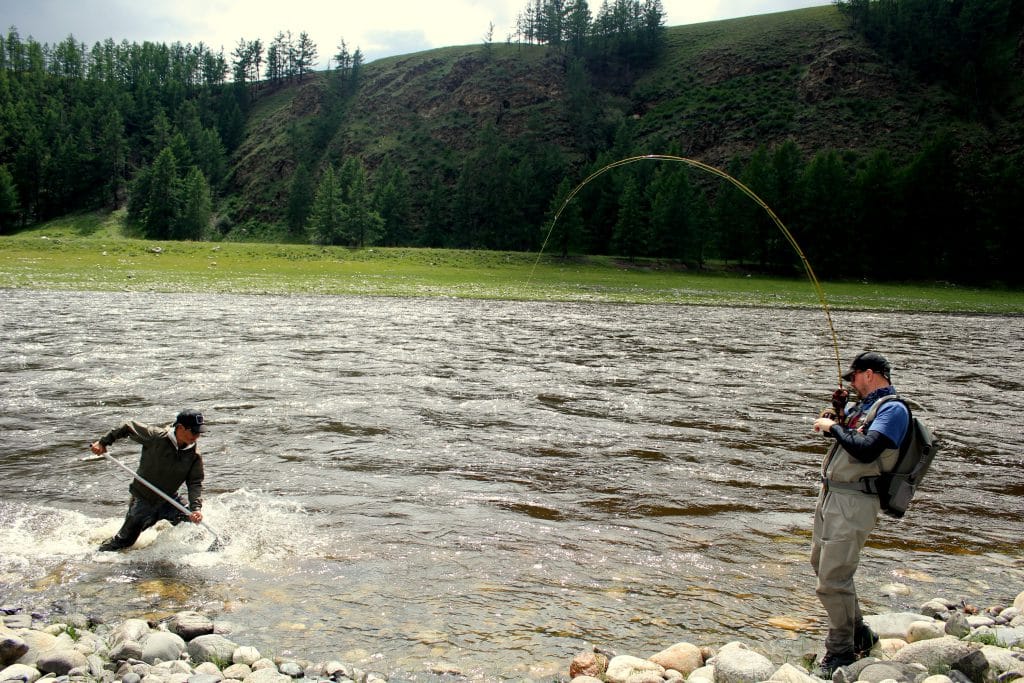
(1, 289, 1021, 680)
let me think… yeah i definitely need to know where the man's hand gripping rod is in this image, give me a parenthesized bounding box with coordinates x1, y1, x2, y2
(90, 447, 224, 548)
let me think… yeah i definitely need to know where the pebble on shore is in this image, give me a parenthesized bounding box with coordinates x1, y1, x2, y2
(2, 591, 1024, 683)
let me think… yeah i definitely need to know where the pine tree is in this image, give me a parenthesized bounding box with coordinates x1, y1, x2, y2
(193, 128, 227, 190)
(340, 162, 383, 248)
(12, 120, 45, 221)
(565, 57, 602, 155)
(565, 0, 592, 56)
(712, 157, 750, 265)
(851, 149, 899, 280)
(127, 163, 152, 228)
(336, 157, 362, 205)
(798, 149, 853, 277)
(96, 107, 126, 208)
(295, 32, 318, 82)
(175, 167, 212, 240)
(146, 111, 174, 164)
(375, 164, 413, 246)
(217, 94, 245, 151)
(308, 165, 345, 245)
(421, 176, 450, 248)
(648, 164, 693, 261)
(612, 175, 647, 260)
(739, 145, 775, 269)
(897, 133, 962, 280)
(287, 164, 315, 237)
(545, 177, 586, 257)
(767, 140, 804, 268)
(141, 148, 180, 240)
(0, 165, 20, 233)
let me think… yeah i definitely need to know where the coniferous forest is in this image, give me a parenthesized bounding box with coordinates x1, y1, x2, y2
(1, 0, 1022, 286)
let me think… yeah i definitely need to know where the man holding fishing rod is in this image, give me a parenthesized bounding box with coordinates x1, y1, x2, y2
(89, 409, 207, 552)
(810, 351, 909, 678)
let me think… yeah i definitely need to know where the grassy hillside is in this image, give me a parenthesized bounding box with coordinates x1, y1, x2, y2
(629, 7, 957, 159)
(225, 5, 1004, 228)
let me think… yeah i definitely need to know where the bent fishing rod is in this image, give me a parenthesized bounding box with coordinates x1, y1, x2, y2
(532, 153, 846, 387)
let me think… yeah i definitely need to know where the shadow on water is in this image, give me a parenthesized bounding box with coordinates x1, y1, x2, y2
(1, 290, 1023, 679)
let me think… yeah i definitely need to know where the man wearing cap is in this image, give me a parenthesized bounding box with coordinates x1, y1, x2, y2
(90, 409, 208, 551)
(810, 352, 910, 678)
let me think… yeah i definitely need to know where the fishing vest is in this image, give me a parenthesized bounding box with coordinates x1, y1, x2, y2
(821, 398, 903, 487)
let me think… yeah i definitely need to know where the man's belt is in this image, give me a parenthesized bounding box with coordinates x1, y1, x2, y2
(821, 476, 879, 495)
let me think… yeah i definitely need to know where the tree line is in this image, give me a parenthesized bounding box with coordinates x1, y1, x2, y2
(2, 0, 1023, 288)
(511, 0, 667, 76)
(0, 26, 358, 240)
(351, 121, 1022, 286)
(0, 27, 243, 230)
(279, 107, 1024, 287)
(232, 30, 328, 93)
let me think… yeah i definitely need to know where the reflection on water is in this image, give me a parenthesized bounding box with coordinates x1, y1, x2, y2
(1, 289, 1022, 679)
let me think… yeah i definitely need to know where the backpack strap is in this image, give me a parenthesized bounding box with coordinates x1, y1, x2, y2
(863, 394, 912, 456)
(862, 393, 898, 425)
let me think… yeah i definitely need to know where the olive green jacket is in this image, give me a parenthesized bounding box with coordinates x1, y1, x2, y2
(99, 421, 204, 511)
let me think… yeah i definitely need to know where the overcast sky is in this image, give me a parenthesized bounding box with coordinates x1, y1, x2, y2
(4, 0, 830, 65)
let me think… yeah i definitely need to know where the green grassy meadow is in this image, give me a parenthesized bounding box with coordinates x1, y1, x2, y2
(1, 212, 1021, 314)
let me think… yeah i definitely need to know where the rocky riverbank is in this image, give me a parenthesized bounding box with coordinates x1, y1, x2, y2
(2, 591, 1023, 683)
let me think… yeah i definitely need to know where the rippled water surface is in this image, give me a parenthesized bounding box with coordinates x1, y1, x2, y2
(1, 289, 1022, 680)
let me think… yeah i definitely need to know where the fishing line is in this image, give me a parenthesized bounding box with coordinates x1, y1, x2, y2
(531, 154, 844, 385)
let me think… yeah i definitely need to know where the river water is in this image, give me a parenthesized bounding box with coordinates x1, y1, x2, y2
(1, 289, 1021, 680)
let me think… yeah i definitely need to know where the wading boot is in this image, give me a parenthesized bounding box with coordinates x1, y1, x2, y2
(97, 537, 126, 552)
(854, 622, 879, 658)
(813, 650, 857, 679)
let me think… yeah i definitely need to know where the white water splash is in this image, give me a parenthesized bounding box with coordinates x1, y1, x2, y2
(0, 488, 327, 576)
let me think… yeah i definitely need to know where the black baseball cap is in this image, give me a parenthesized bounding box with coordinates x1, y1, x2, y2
(176, 409, 208, 433)
(842, 351, 891, 382)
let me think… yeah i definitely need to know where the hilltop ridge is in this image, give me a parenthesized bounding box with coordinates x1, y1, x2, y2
(227, 5, 1009, 227)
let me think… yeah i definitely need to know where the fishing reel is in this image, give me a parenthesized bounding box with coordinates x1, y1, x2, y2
(819, 387, 850, 425)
